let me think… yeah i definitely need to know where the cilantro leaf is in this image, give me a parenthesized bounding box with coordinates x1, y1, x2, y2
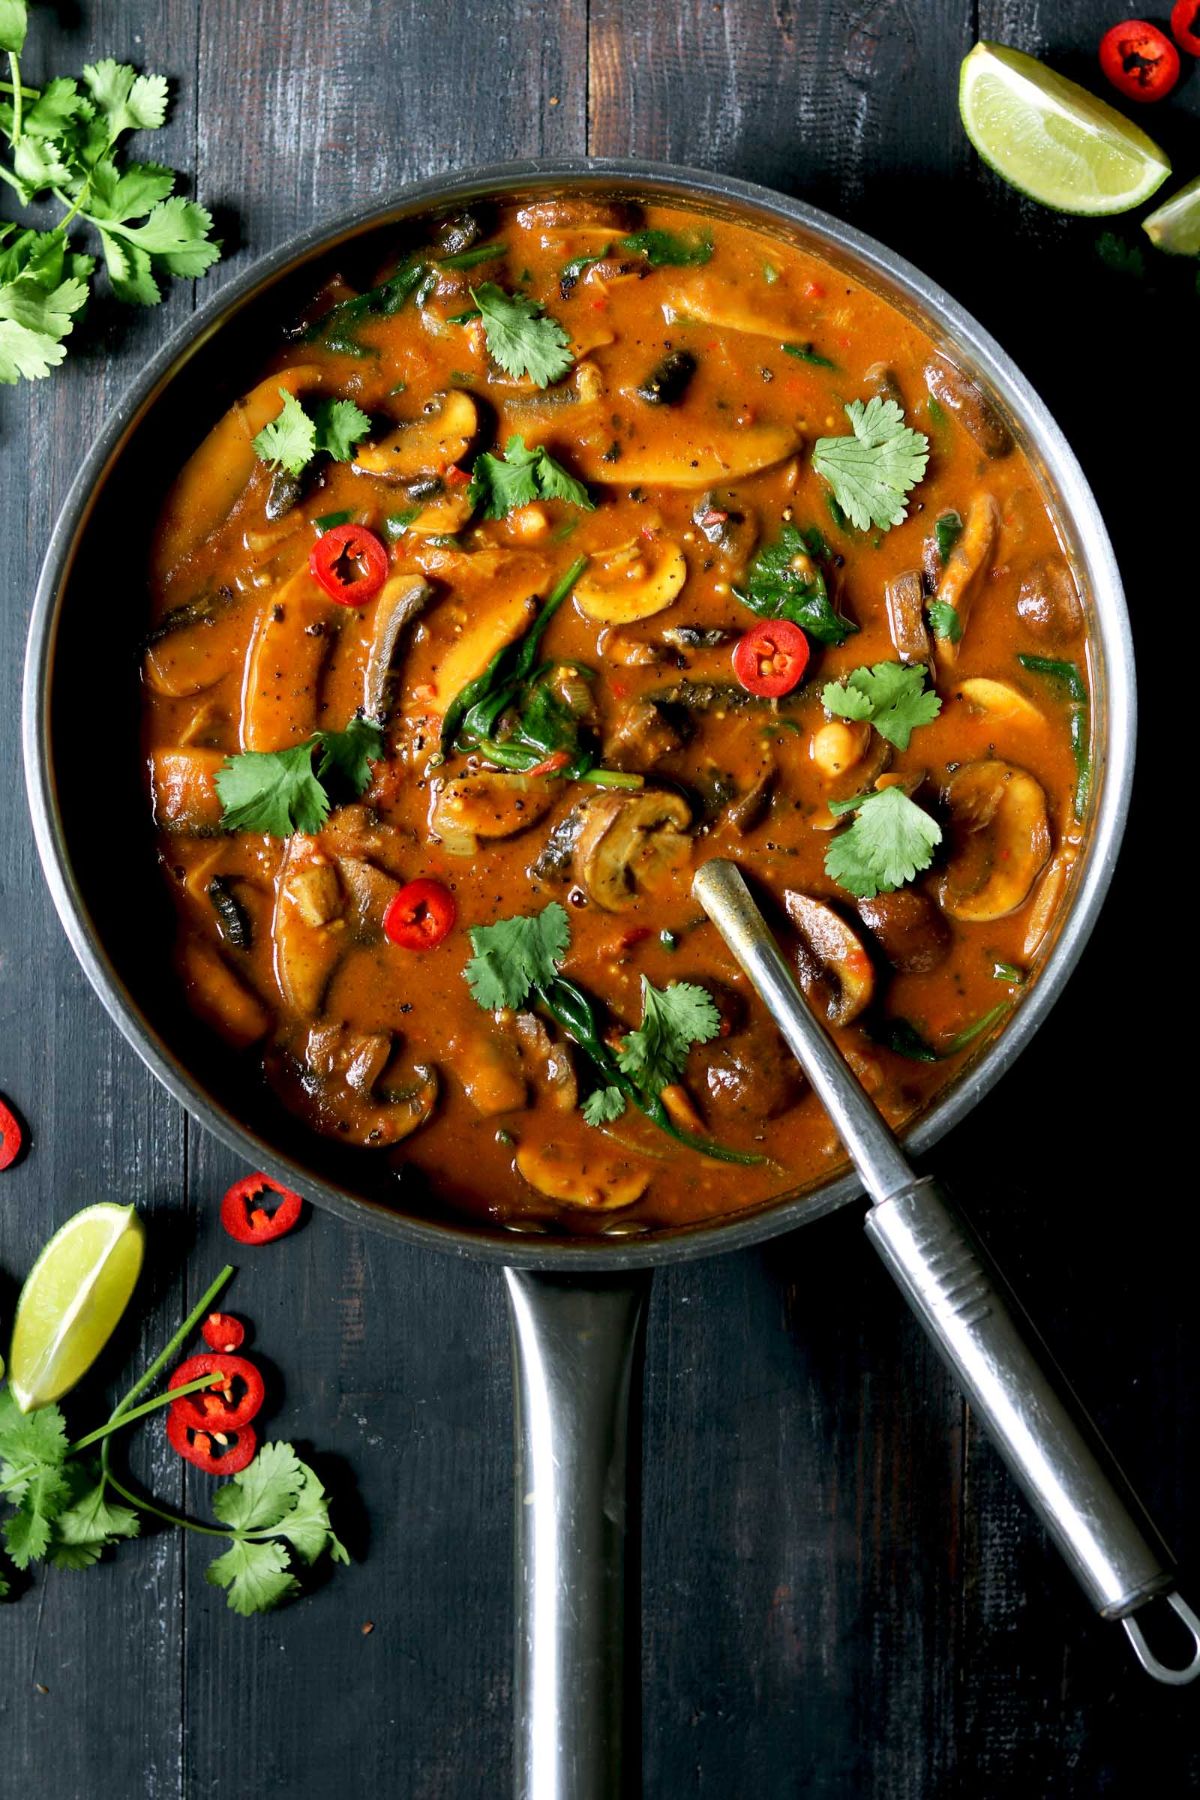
(0, 1391, 69, 1502)
(215, 741, 329, 836)
(616, 978, 720, 1090)
(205, 1538, 300, 1617)
(581, 1085, 626, 1126)
(275, 1461, 349, 1566)
(251, 388, 318, 476)
(251, 390, 370, 476)
(216, 717, 383, 837)
(619, 229, 713, 267)
(211, 1440, 305, 1534)
(471, 283, 573, 387)
(4, 1498, 56, 1569)
(51, 1476, 139, 1570)
(468, 434, 592, 518)
(0, 265, 90, 384)
(733, 523, 857, 647)
(812, 398, 929, 533)
(0, 1, 28, 54)
(824, 786, 942, 899)
(81, 59, 169, 137)
(464, 902, 572, 1011)
(822, 661, 941, 751)
(926, 600, 963, 644)
(312, 396, 372, 462)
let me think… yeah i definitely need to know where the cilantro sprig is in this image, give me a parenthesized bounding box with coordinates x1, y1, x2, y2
(0, 1264, 348, 1614)
(824, 786, 942, 899)
(251, 387, 372, 479)
(1, 5, 221, 385)
(733, 522, 857, 648)
(821, 661, 941, 751)
(468, 433, 593, 518)
(216, 715, 384, 837)
(812, 398, 929, 533)
(471, 282, 573, 387)
(464, 903, 762, 1165)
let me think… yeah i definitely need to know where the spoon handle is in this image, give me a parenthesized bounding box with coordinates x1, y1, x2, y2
(694, 858, 1199, 1680)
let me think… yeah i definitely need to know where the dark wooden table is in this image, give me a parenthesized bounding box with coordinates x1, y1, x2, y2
(2, 2, 1197, 1794)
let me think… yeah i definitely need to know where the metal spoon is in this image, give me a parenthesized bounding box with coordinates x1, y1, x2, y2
(694, 857, 1200, 1685)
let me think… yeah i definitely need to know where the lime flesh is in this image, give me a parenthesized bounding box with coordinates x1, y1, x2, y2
(1143, 175, 1200, 256)
(7, 1203, 145, 1412)
(960, 42, 1171, 216)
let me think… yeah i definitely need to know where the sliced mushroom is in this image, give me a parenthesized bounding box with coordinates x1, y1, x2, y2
(925, 359, 1014, 459)
(145, 587, 245, 698)
(783, 891, 875, 1026)
(419, 549, 548, 714)
(449, 1025, 528, 1117)
(574, 538, 688, 624)
(515, 1137, 651, 1210)
(336, 855, 400, 934)
(931, 492, 1000, 665)
(241, 565, 334, 751)
(727, 762, 776, 836)
(1021, 847, 1074, 959)
(885, 569, 930, 665)
(150, 748, 226, 834)
(363, 575, 434, 720)
(515, 198, 642, 233)
(635, 350, 697, 406)
(571, 419, 802, 489)
(571, 789, 692, 911)
(1016, 556, 1084, 645)
(703, 1027, 802, 1123)
(958, 677, 1044, 727)
(939, 760, 1051, 923)
(294, 1032, 439, 1148)
(430, 772, 558, 848)
(151, 364, 325, 586)
(660, 280, 799, 341)
(402, 489, 476, 536)
(855, 889, 950, 974)
(515, 1013, 578, 1111)
(352, 389, 477, 481)
(865, 362, 905, 406)
(272, 837, 344, 1014)
(177, 939, 271, 1048)
(603, 698, 683, 770)
(321, 804, 410, 877)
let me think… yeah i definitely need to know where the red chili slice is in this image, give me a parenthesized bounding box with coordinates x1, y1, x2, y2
(220, 1173, 303, 1244)
(0, 1094, 23, 1171)
(1172, 0, 1200, 53)
(309, 522, 389, 605)
(524, 750, 571, 778)
(168, 1353, 265, 1430)
(201, 1311, 246, 1352)
(1099, 20, 1180, 100)
(166, 1401, 258, 1475)
(732, 620, 810, 698)
(383, 878, 457, 951)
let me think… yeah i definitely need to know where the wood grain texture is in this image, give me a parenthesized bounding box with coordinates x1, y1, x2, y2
(2, 1, 1197, 1795)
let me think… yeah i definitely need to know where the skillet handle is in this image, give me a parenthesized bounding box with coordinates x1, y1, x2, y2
(867, 1177, 1200, 1681)
(504, 1268, 652, 1799)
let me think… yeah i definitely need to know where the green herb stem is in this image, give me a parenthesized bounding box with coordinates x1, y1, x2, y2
(7, 52, 22, 143)
(69, 1374, 215, 1453)
(105, 1265, 235, 1425)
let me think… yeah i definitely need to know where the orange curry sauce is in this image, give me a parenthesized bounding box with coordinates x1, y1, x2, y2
(143, 196, 1088, 1234)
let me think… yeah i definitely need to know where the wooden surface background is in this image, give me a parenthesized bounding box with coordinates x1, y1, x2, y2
(1, 2, 1197, 1795)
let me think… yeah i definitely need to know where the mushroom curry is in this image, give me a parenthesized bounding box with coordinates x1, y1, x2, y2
(143, 195, 1091, 1233)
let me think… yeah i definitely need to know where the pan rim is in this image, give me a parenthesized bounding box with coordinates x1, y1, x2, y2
(21, 155, 1135, 1270)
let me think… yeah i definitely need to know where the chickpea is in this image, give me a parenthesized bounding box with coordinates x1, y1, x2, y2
(507, 503, 550, 541)
(810, 718, 871, 777)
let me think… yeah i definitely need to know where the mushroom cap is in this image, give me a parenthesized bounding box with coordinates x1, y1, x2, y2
(571, 788, 692, 911)
(939, 759, 1051, 923)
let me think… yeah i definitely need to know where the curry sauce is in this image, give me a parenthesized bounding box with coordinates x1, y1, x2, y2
(143, 194, 1089, 1233)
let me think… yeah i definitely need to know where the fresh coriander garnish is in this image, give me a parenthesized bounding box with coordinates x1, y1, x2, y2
(926, 600, 963, 644)
(821, 661, 941, 751)
(934, 510, 963, 563)
(618, 228, 713, 267)
(824, 786, 942, 898)
(470, 281, 573, 387)
(215, 716, 384, 837)
(463, 904, 760, 1165)
(0, 11, 221, 386)
(468, 433, 592, 518)
(251, 389, 371, 478)
(733, 522, 857, 647)
(812, 398, 929, 532)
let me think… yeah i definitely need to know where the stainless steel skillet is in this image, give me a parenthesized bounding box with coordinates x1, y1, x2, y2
(22, 157, 1192, 1797)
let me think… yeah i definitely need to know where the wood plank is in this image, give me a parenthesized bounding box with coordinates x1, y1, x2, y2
(0, 3, 201, 1792)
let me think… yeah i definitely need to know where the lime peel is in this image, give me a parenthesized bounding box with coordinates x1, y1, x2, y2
(1143, 175, 1200, 257)
(7, 1203, 145, 1412)
(960, 42, 1171, 217)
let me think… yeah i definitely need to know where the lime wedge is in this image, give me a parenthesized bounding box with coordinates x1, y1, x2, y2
(960, 42, 1171, 216)
(7, 1204, 145, 1412)
(1143, 175, 1200, 256)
